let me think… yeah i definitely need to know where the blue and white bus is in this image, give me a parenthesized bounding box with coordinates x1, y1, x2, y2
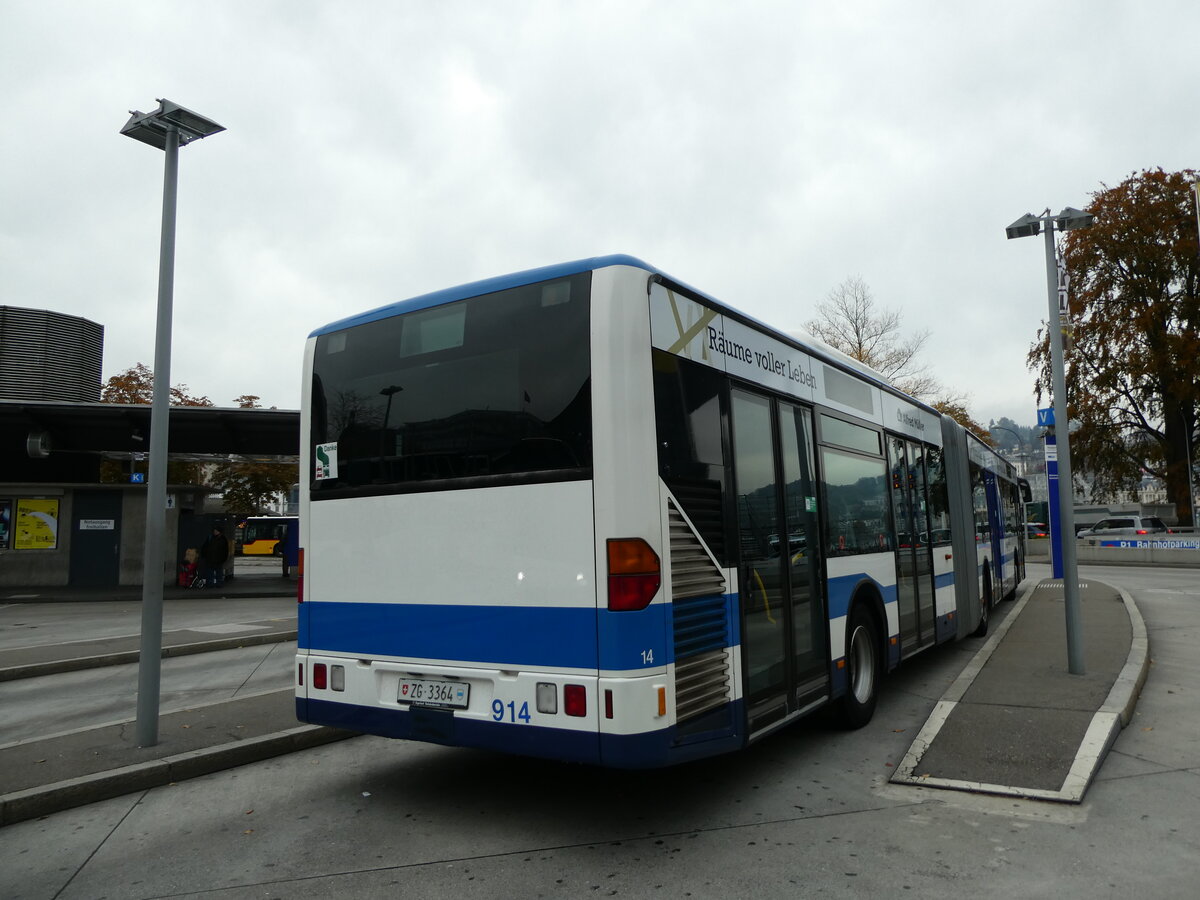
(296, 255, 1026, 768)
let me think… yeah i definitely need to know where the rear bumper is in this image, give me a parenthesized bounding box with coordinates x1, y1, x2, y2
(296, 696, 745, 768)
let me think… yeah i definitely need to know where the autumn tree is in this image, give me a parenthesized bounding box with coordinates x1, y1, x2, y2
(100, 363, 213, 484)
(933, 398, 992, 441)
(1027, 168, 1199, 526)
(101, 362, 213, 407)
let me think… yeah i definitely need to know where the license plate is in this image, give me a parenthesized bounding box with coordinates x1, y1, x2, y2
(398, 677, 470, 709)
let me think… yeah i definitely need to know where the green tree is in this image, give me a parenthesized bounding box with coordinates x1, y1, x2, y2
(208, 393, 298, 514)
(1027, 168, 1199, 526)
(209, 462, 297, 515)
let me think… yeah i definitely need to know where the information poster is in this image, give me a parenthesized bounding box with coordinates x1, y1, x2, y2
(15, 498, 60, 550)
(0, 500, 10, 550)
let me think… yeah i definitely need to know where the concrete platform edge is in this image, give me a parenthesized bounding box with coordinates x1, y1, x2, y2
(0, 630, 298, 682)
(890, 578, 1149, 805)
(0, 725, 357, 828)
(1104, 583, 1150, 727)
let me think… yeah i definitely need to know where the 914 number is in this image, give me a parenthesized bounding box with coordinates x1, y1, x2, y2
(492, 699, 531, 724)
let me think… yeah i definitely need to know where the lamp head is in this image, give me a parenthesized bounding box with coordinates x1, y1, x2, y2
(1005, 213, 1042, 240)
(121, 98, 225, 150)
(1055, 207, 1095, 232)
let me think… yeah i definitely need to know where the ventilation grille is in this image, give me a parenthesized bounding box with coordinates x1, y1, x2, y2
(669, 500, 730, 723)
(0, 306, 103, 402)
(668, 503, 725, 599)
(666, 478, 725, 560)
(674, 647, 731, 723)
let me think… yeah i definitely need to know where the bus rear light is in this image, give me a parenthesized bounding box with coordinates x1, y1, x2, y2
(564, 684, 586, 717)
(331, 665, 345, 691)
(606, 538, 661, 611)
(604, 689, 614, 719)
(608, 575, 661, 611)
(313, 663, 327, 690)
(536, 682, 558, 714)
(297, 663, 304, 686)
(657, 686, 667, 717)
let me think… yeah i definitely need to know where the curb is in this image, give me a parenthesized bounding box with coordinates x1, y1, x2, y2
(0, 630, 298, 682)
(1105, 582, 1150, 727)
(0, 725, 357, 827)
(1, 587, 297, 604)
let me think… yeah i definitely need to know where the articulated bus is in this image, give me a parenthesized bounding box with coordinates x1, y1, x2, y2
(296, 255, 1026, 768)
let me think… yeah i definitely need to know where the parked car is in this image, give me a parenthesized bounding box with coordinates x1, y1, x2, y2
(1025, 522, 1049, 539)
(1076, 516, 1170, 539)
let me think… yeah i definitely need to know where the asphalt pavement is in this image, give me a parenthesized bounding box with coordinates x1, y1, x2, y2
(0, 569, 1149, 827)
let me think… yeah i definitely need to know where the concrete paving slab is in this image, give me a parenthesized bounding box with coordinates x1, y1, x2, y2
(914, 703, 1094, 790)
(0, 688, 355, 826)
(890, 576, 1149, 803)
(0, 618, 296, 680)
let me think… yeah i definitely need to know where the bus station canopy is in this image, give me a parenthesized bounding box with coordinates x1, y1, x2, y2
(0, 399, 299, 462)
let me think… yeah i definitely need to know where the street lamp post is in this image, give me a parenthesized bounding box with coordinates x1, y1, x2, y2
(122, 99, 225, 747)
(1007, 206, 1094, 676)
(1190, 177, 1200, 527)
(990, 425, 1029, 475)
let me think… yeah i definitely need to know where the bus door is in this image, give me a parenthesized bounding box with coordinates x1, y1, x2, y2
(731, 389, 827, 735)
(888, 436, 936, 656)
(984, 471, 1006, 588)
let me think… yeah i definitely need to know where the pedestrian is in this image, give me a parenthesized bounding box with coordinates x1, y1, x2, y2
(199, 526, 229, 588)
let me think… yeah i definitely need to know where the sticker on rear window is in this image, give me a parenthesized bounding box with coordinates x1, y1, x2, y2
(315, 442, 339, 480)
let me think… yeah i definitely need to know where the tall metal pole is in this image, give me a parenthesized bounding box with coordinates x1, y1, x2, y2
(1190, 178, 1200, 527)
(1044, 221, 1085, 675)
(1184, 416, 1197, 528)
(135, 124, 180, 747)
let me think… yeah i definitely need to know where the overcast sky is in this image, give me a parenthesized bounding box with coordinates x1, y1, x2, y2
(3, 1, 1196, 428)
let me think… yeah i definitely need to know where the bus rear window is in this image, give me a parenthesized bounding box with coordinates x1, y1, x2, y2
(310, 273, 592, 495)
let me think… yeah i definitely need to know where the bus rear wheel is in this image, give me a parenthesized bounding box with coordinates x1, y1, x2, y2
(972, 573, 992, 637)
(838, 606, 879, 729)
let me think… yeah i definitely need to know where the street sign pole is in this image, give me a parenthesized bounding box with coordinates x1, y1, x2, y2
(1044, 225, 1085, 675)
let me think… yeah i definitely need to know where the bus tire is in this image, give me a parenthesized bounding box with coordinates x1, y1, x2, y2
(972, 570, 992, 637)
(838, 605, 880, 729)
(1007, 552, 1022, 600)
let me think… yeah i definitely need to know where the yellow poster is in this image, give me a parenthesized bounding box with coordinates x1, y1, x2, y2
(15, 499, 60, 550)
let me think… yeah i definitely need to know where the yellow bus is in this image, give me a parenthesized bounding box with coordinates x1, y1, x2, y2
(238, 516, 297, 556)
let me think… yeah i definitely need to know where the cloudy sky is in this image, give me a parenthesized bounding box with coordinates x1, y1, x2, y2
(3, 1, 1196, 428)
